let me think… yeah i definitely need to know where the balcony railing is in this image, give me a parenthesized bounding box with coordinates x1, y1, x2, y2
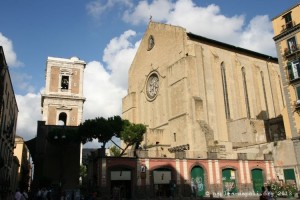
(281, 21, 295, 33)
(284, 44, 300, 59)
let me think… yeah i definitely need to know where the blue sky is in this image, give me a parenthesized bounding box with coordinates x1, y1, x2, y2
(1, 0, 299, 148)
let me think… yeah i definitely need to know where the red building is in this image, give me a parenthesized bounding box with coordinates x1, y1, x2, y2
(87, 149, 275, 199)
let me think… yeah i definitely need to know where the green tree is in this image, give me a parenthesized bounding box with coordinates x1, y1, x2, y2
(78, 116, 122, 148)
(80, 165, 87, 179)
(78, 116, 146, 157)
(109, 145, 121, 156)
(119, 121, 146, 156)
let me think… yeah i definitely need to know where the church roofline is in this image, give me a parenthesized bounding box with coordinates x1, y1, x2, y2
(187, 32, 278, 63)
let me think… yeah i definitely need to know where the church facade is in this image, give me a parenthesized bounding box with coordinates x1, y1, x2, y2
(115, 22, 299, 198)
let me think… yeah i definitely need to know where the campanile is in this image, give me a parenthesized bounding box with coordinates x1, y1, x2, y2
(41, 56, 86, 126)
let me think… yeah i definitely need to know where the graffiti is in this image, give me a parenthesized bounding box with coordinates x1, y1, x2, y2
(205, 191, 260, 197)
(191, 177, 204, 194)
(224, 181, 235, 192)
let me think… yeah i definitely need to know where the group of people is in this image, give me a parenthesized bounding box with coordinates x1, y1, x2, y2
(260, 184, 273, 200)
(35, 188, 52, 200)
(14, 188, 28, 200)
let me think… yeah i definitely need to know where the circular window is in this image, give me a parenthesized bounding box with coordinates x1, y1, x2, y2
(146, 72, 159, 100)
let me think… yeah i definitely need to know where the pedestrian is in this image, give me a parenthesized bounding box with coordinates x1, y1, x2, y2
(169, 180, 176, 200)
(42, 188, 48, 200)
(37, 188, 43, 200)
(22, 190, 29, 200)
(14, 188, 22, 200)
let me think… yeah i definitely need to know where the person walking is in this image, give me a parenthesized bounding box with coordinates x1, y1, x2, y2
(14, 188, 22, 200)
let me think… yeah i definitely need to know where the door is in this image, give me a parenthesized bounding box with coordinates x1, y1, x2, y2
(153, 169, 172, 197)
(110, 170, 132, 199)
(222, 168, 237, 195)
(251, 169, 264, 194)
(191, 166, 205, 197)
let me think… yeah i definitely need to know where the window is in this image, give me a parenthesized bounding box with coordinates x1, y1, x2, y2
(283, 12, 293, 29)
(61, 76, 69, 90)
(287, 60, 300, 81)
(242, 67, 250, 118)
(221, 62, 230, 119)
(58, 112, 67, 125)
(287, 37, 297, 52)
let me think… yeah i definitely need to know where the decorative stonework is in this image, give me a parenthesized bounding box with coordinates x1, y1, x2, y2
(147, 35, 155, 51)
(146, 71, 159, 101)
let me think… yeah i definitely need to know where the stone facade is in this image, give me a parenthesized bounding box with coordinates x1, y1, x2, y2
(41, 56, 86, 126)
(0, 46, 19, 200)
(120, 22, 300, 193)
(123, 22, 283, 158)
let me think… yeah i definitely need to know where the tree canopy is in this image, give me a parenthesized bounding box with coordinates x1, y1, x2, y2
(78, 116, 146, 156)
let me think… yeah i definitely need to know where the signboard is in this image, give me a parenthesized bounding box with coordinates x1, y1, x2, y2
(111, 171, 131, 180)
(153, 171, 171, 184)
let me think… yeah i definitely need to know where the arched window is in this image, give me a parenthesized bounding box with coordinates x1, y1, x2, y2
(221, 62, 230, 119)
(242, 67, 250, 118)
(261, 71, 269, 119)
(58, 112, 67, 125)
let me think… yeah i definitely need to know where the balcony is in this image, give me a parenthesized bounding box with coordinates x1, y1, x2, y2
(281, 21, 295, 33)
(284, 44, 300, 59)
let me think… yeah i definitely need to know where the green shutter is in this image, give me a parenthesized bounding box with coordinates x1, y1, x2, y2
(284, 168, 296, 184)
(297, 86, 300, 100)
(252, 169, 264, 194)
(287, 62, 294, 80)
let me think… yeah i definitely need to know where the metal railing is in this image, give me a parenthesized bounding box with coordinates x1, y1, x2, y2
(281, 21, 295, 32)
(284, 44, 300, 58)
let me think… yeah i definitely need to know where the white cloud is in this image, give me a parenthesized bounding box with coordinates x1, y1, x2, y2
(16, 93, 42, 141)
(239, 15, 275, 55)
(83, 30, 139, 120)
(81, 30, 139, 148)
(123, 0, 173, 25)
(122, 0, 276, 56)
(103, 30, 140, 88)
(10, 72, 35, 93)
(83, 61, 126, 119)
(86, 0, 133, 18)
(0, 33, 23, 67)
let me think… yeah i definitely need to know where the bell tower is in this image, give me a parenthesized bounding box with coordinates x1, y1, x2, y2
(41, 56, 86, 126)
